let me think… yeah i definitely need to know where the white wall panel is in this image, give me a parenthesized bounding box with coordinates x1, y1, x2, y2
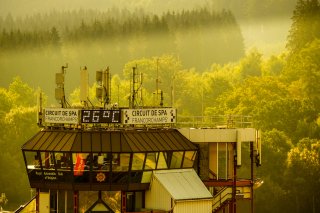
(39, 192, 50, 213)
(145, 176, 171, 211)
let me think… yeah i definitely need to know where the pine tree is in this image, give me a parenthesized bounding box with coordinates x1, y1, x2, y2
(287, 0, 320, 53)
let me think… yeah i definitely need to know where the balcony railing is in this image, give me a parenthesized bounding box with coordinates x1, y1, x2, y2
(176, 115, 253, 128)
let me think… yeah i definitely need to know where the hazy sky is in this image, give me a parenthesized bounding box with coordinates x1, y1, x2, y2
(0, 0, 208, 17)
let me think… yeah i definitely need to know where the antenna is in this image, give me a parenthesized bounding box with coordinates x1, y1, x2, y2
(96, 67, 111, 108)
(130, 65, 143, 109)
(80, 66, 89, 107)
(154, 58, 163, 107)
(37, 90, 43, 127)
(55, 64, 68, 108)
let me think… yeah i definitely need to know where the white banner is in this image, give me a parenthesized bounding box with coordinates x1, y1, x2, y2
(123, 108, 176, 124)
(44, 108, 79, 124)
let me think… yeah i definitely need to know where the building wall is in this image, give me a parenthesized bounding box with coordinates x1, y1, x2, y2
(145, 176, 172, 211)
(174, 200, 212, 213)
(145, 175, 213, 213)
(39, 192, 50, 213)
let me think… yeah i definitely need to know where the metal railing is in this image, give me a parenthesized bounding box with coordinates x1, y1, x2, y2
(212, 187, 233, 211)
(176, 115, 253, 129)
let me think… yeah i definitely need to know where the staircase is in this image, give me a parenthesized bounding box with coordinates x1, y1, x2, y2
(212, 187, 232, 212)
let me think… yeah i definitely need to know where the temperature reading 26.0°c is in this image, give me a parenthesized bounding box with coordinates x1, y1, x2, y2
(81, 110, 121, 123)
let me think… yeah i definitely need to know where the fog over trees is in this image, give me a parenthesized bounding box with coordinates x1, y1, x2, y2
(1, 0, 320, 212)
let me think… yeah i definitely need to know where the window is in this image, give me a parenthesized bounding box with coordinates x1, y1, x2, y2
(156, 152, 168, 169)
(41, 152, 55, 170)
(144, 153, 158, 170)
(112, 153, 130, 172)
(131, 153, 145, 171)
(218, 143, 227, 180)
(141, 171, 152, 183)
(73, 153, 90, 176)
(25, 151, 41, 170)
(92, 153, 111, 172)
(170, 152, 183, 169)
(182, 151, 196, 168)
(55, 152, 71, 171)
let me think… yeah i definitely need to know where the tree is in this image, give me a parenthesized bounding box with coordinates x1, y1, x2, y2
(49, 27, 61, 47)
(8, 77, 36, 107)
(0, 192, 8, 210)
(0, 79, 39, 210)
(286, 0, 320, 54)
(254, 130, 293, 212)
(285, 138, 320, 212)
(211, 76, 289, 116)
(239, 49, 263, 79)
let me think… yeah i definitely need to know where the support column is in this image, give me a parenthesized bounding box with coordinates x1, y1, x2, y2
(73, 191, 79, 213)
(250, 142, 254, 213)
(121, 191, 126, 213)
(36, 188, 40, 213)
(232, 142, 237, 213)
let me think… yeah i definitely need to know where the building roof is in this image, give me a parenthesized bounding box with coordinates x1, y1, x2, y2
(22, 129, 197, 153)
(153, 169, 213, 201)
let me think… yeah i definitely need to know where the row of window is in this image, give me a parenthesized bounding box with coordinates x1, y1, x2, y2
(24, 151, 197, 174)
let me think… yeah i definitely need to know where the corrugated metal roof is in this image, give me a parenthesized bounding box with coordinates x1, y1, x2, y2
(22, 129, 198, 153)
(153, 169, 213, 201)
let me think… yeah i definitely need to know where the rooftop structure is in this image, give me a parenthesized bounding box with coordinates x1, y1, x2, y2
(18, 65, 261, 213)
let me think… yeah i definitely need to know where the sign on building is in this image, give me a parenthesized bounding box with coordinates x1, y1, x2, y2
(123, 108, 176, 124)
(44, 108, 79, 124)
(81, 110, 121, 123)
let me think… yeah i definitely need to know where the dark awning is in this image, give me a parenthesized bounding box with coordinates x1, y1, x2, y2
(22, 129, 197, 153)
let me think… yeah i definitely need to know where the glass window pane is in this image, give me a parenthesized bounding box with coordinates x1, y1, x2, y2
(102, 191, 120, 213)
(144, 153, 158, 170)
(55, 153, 71, 171)
(79, 191, 99, 212)
(141, 171, 152, 183)
(92, 153, 111, 172)
(132, 153, 145, 171)
(183, 151, 196, 168)
(157, 152, 168, 169)
(41, 152, 55, 170)
(25, 151, 41, 170)
(170, 152, 183, 169)
(113, 153, 130, 171)
(73, 153, 90, 176)
(218, 143, 227, 179)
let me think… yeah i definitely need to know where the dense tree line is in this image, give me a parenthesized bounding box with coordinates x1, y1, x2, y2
(0, 7, 244, 70)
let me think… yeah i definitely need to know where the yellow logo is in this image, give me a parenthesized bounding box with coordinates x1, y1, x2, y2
(96, 172, 106, 182)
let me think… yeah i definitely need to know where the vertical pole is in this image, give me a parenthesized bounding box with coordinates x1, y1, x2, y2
(36, 188, 39, 213)
(131, 67, 136, 109)
(122, 191, 126, 213)
(232, 142, 237, 213)
(73, 191, 78, 213)
(250, 142, 254, 213)
(225, 143, 228, 180)
(57, 190, 59, 213)
(65, 191, 67, 213)
(216, 143, 219, 179)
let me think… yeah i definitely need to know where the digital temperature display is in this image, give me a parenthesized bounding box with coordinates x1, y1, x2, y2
(81, 110, 121, 123)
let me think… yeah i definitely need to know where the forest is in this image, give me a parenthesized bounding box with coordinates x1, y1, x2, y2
(0, 0, 320, 212)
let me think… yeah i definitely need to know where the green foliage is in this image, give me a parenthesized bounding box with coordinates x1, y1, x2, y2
(286, 0, 320, 53)
(8, 77, 36, 107)
(0, 78, 39, 210)
(239, 49, 263, 79)
(285, 138, 320, 212)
